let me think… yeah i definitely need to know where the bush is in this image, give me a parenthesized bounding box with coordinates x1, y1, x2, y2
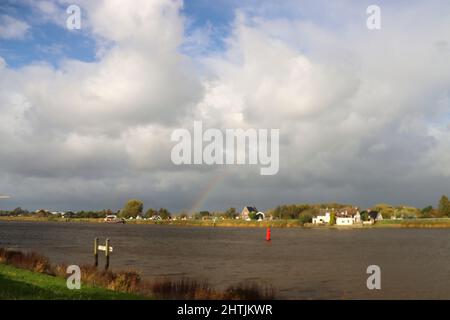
(0, 248, 53, 275)
(224, 282, 276, 300)
(150, 278, 214, 300)
(299, 213, 312, 225)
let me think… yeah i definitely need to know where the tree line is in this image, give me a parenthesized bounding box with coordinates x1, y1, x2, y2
(2, 195, 450, 221)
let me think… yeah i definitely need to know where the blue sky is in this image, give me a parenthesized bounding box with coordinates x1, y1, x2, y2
(0, 0, 440, 69)
(0, 0, 401, 68)
(0, 0, 374, 68)
(0, 0, 241, 68)
(0, 1, 97, 68)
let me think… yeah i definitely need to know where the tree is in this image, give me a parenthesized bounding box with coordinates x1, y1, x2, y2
(373, 204, 395, 219)
(35, 209, 50, 217)
(145, 208, 157, 218)
(360, 211, 369, 221)
(224, 207, 237, 219)
(420, 206, 433, 218)
(439, 195, 450, 217)
(395, 206, 419, 219)
(64, 211, 76, 218)
(120, 199, 143, 218)
(199, 211, 210, 218)
(12, 207, 27, 216)
(179, 212, 188, 220)
(329, 212, 336, 225)
(299, 212, 312, 226)
(158, 208, 171, 220)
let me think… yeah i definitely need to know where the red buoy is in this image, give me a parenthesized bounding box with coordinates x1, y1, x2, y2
(266, 228, 271, 241)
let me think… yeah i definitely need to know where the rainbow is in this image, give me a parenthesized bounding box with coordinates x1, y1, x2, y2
(188, 169, 229, 215)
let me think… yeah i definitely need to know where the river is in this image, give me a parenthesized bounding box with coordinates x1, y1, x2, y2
(1, 220, 449, 299)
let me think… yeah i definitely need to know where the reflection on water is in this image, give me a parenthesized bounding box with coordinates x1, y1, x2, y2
(1, 220, 450, 299)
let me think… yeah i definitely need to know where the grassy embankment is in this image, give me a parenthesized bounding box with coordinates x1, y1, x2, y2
(0, 263, 142, 300)
(375, 218, 450, 228)
(0, 248, 275, 300)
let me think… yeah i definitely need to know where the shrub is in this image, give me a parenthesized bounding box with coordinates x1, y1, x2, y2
(299, 213, 312, 225)
(224, 282, 276, 300)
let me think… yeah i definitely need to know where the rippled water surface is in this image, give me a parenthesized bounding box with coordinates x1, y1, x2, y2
(1, 220, 450, 299)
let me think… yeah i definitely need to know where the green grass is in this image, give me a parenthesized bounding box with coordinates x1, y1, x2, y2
(0, 263, 145, 300)
(375, 218, 450, 228)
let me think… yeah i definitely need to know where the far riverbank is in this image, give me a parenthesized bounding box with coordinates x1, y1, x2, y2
(2, 216, 450, 228)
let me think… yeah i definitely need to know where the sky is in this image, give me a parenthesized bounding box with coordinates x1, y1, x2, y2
(0, 0, 450, 212)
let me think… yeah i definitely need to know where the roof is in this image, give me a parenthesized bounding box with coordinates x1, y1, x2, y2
(368, 211, 380, 219)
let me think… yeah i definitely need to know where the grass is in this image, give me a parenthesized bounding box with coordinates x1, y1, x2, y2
(0, 248, 276, 300)
(0, 263, 143, 300)
(376, 218, 450, 228)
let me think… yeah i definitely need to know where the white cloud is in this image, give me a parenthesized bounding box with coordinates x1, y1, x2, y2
(0, 15, 30, 40)
(1, 1, 450, 211)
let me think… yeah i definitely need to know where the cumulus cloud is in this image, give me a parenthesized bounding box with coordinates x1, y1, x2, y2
(0, 0, 203, 210)
(1, 0, 450, 211)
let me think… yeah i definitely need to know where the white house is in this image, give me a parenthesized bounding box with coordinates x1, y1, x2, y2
(312, 212, 331, 224)
(313, 207, 362, 226)
(255, 212, 265, 221)
(353, 211, 361, 223)
(336, 217, 354, 226)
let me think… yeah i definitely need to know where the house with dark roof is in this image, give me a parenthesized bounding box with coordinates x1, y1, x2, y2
(241, 206, 258, 220)
(368, 210, 383, 222)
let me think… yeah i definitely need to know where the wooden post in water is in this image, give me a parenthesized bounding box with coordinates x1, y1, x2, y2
(94, 237, 98, 267)
(105, 238, 110, 270)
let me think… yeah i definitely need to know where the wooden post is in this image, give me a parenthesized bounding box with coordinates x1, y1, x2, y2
(94, 237, 98, 267)
(105, 238, 110, 270)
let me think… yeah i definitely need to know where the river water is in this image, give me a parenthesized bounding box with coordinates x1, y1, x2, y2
(1, 220, 449, 299)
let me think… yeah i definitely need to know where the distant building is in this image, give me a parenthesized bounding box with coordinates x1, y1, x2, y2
(241, 206, 258, 221)
(104, 215, 118, 222)
(255, 212, 266, 221)
(336, 217, 354, 225)
(354, 211, 361, 223)
(313, 207, 361, 226)
(51, 211, 65, 216)
(312, 212, 331, 224)
(368, 210, 383, 222)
